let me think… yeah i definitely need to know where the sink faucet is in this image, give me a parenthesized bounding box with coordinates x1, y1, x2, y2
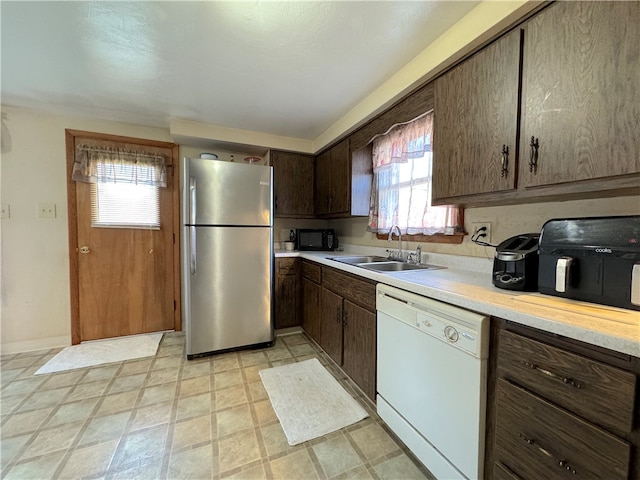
(387, 225, 403, 260)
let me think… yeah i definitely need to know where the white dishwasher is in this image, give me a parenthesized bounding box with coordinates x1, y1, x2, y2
(376, 284, 489, 480)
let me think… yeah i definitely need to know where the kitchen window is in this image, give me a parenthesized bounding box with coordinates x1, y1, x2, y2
(91, 178, 160, 229)
(367, 112, 463, 243)
(72, 144, 167, 229)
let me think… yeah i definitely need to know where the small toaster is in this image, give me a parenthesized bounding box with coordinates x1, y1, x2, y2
(492, 233, 540, 291)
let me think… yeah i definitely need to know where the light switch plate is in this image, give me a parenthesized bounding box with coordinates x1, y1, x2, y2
(0, 204, 9, 219)
(37, 203, 56, 218)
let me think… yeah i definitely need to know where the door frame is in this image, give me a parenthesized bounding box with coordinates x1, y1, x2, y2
(65, 129, 181, 344)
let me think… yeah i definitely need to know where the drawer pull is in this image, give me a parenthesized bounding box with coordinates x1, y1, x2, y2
(521, 360, 582, 389)
(519, 433, 577, 475)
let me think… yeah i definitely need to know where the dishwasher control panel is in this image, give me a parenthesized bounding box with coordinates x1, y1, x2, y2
(377, 284, 489, 359)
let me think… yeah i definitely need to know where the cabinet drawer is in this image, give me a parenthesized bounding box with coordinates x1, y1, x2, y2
(498, 329, 636, 433)
(495, 379, 630, 480)
(301, 260, 321, 283)
(277, 258, 299, 275)
(494, 462, 522, 480)
(322, 267, 376, 312)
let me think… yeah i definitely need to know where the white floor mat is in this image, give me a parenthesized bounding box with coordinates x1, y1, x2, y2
(259, 358, 368, 445)
(35, 333, 163, 375)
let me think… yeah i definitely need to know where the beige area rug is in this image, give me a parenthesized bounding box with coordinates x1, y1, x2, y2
(259, 358, 368, 445)
(35, 333, 163, 375)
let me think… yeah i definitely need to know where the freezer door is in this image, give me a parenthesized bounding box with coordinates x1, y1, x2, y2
(183, 226, 273, 355)
(183, 158, 272, 226)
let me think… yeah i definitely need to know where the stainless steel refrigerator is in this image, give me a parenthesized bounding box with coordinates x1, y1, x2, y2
(181, 158, 274, 358)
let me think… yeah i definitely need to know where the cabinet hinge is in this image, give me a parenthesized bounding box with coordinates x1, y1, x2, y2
(174, 300, 177, 310)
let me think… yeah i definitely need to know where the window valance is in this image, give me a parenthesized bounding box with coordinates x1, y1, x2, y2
(371, 113, 431, 171)
(72, 145, 167, 187)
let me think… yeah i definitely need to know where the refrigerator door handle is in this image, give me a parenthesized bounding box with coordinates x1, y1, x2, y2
(189, 176, 196, 225)
(190, 226, 197, 274)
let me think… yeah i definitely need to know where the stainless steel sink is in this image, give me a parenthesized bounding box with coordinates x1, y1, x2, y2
(329, 256, 444, 273)
(330, 255, 390, 265)
(359, 261, 443, 272)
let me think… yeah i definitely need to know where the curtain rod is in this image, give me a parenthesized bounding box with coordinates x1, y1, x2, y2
(77, 145, 166, 161)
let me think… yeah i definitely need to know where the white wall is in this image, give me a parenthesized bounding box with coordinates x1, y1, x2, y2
(0, 105, 173, 353)
(331, 196, 640, 260)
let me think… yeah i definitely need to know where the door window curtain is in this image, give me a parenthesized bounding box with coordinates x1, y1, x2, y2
(367, 112, 460, 235)
(72, 145, 167, 187)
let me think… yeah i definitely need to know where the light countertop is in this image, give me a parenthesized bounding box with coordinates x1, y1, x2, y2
(275, 248, 640, 357)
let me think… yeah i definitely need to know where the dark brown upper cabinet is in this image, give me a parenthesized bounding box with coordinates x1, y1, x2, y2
(315, 139, 371, 218)
(271, 150, 315, 218)
(315, 138, 350, 216)
(433, 29, 521, 202)
(432, 1, 640, 206)
(518, 1, 640, 189)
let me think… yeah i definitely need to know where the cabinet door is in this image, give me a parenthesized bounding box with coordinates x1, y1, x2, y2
(342, 300, 376, 401)
(301, 277, 321, 344)
(433, 29, 520, 200)
(319, 287, 343, 365)
(315, 150, 331, 215)
(272, 151, 314, 217)
(329, 138, 350, 215)
(275, 274, 299, 329)
(275, 258, 299, 329)
(519, 1, 640, 188)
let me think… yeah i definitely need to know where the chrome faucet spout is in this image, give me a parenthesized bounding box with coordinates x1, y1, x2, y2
(387, 225, 403, 260)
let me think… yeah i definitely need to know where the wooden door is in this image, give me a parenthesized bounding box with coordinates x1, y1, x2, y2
(66, 130, 180, 343)
(519, 1, 640, 188)
(342, 300, 376, 400)
(433, 28, 520, 201)
(319, 286, 343, 365)
(272, 151, 315, 217)
(302, 277, 321, 343)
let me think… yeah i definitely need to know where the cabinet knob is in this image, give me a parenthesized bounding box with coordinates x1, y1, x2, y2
(529, 136, 539, 173)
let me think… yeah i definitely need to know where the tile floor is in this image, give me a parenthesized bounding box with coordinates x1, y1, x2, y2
(0, 332, 433, 479)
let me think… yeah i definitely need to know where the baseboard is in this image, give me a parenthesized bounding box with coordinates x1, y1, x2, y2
(274, 326, 304, 336)
(1, 335, 71, 355)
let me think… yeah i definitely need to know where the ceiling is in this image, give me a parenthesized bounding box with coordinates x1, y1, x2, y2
(1, 1, 479, 142)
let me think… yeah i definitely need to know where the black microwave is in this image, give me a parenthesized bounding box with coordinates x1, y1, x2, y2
(295, 229, 336, 251)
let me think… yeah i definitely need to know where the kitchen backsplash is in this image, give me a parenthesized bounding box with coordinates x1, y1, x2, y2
(329, 195, 640, 260)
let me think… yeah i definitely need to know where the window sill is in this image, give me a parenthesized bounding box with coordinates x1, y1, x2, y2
(376, 233, 465, 244)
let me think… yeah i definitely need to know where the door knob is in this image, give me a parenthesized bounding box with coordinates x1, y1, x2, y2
(79, 246, 90, 254)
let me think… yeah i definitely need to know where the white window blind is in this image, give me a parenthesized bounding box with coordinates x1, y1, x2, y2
(91, 181, 160, 230)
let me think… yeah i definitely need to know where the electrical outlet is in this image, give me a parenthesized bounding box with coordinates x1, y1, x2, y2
(0, 204, 9, 219)
(471, 222, 492, 244)
(37, 203, 56, 218)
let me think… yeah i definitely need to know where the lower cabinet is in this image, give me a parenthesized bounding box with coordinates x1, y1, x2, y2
(317, 266, 377, 401)
(319, 287, 343, 364)
(274, 258, 300, 329)
(301, 260, 321, 343)
(341, 300, 376, 401)
(488, 321, 639, 480)
(301, 260, 377, 400)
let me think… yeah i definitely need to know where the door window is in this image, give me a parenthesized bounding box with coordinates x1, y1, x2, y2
(91, 180, 160, 229)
